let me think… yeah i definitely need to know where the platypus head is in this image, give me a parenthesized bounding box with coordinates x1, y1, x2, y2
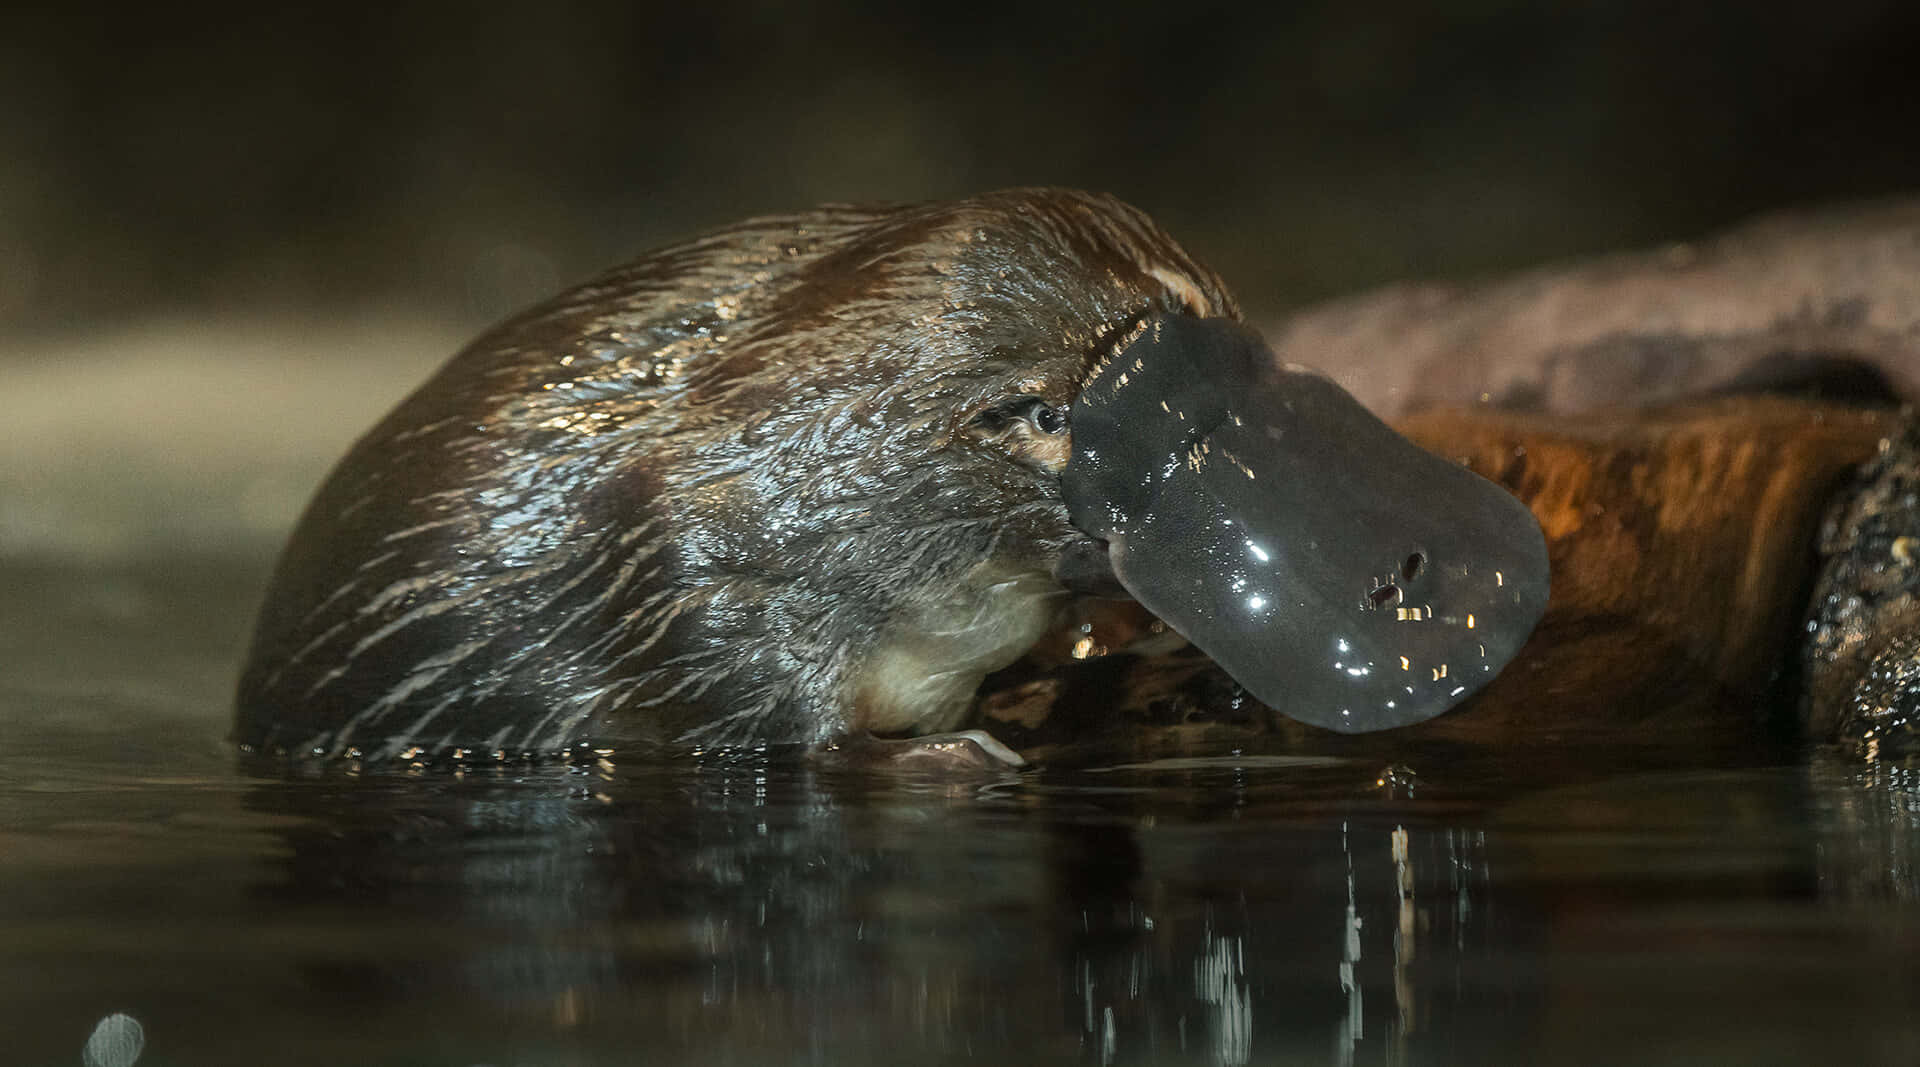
(236, 189, 1547, 758)
(635, 191, 1253, 742)
(724, 190, 1548, 739)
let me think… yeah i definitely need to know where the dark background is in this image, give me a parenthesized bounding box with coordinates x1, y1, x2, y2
(7, 0, 1920, 340)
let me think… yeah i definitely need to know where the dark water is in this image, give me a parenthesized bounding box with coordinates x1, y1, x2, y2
(3, 558, 1917, 1066)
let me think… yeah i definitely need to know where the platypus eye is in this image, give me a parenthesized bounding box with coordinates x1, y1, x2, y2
(1027, 399, 1068, 436)
(964, 395, 1073, 472)
(968, 395, 1068, 436)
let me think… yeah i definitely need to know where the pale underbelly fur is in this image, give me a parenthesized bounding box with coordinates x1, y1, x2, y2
(853, 563, 1069, 735)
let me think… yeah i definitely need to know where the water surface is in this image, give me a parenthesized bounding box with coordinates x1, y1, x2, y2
(2, 555, 1916, 1066)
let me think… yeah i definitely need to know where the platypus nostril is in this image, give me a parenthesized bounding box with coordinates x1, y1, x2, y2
(1402, 552, 1425, 581)
(1367, 583, 1404, 608)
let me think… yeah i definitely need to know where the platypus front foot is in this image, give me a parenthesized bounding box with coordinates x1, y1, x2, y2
(815, 729, 1028, 772)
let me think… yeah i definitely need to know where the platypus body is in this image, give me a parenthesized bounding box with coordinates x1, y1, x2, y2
(236, 190, 1548, 762)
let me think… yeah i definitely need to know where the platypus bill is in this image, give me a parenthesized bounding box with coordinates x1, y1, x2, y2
(235, 189, 1550, 767)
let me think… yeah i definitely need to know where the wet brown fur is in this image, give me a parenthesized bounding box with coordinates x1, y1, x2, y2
(236, 189, 1234, 758)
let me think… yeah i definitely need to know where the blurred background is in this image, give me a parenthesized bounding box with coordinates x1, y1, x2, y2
(4, 0, 1920, 559)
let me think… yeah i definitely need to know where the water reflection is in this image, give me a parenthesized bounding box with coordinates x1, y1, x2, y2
(7, 697, 1916, 1064)
(15, 530, 1920, 1067)
(1811, 747, 1920, 902)
(249, 761, 1064, 1059)
(235, 755, 1561, 1064)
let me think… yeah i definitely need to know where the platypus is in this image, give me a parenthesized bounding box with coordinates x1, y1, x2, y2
(235, 189, 1549, 764)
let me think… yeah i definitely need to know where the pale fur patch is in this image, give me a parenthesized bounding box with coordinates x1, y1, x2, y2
(853, 564, 1067, 735)
(1149, 266, 1215, 317)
